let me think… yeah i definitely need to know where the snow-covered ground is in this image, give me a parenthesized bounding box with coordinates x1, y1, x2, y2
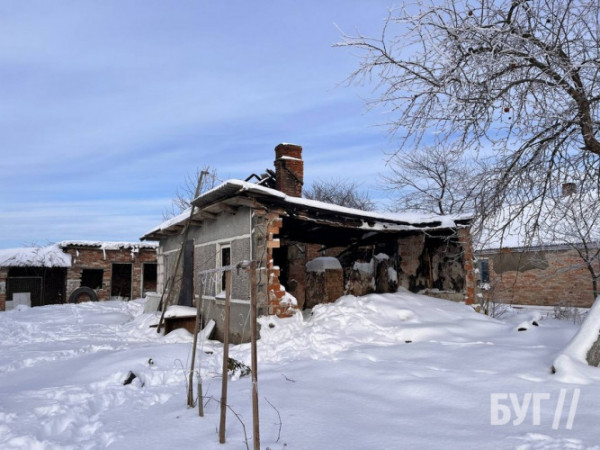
(1, 292, 598, 449)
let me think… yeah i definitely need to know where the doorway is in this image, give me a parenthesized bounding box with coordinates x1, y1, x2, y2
(111, 263, 132, 299)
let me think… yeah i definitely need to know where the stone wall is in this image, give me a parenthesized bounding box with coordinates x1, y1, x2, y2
(481, 247, 597, 307)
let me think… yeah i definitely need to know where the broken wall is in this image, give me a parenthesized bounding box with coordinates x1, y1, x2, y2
(395, 232, 468, 301)
(0, 267, 6, 311)
(279, 229, 472, 309)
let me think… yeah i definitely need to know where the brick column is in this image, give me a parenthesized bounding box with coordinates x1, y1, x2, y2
(0, 268, 8, 311)
(458, 227, 476, 305)
(266, 217, 297, 317)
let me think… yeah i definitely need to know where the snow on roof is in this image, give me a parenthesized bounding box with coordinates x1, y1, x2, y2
(143, 208, 192, 237)
(0, 244, 72, 268)
(0, 241, 157, 268)
(59, 240, 158, 250)
(142, 179, 471, 239)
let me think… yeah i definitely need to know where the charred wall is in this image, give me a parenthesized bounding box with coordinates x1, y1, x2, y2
(277, 229, 470, 309)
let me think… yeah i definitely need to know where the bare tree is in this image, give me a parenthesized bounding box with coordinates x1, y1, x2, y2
(163, 166, 219, 219)
(546, 191, 600, 299)
(480, 186, 600, 302)
(383, 144, 480, 215)
(339, 0, 600, 232)
(304, 178, 375, 210)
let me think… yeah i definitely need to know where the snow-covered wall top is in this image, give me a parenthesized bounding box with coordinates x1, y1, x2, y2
(0, 241, 157, 268)
(59, 240, 158, 250)
(0, 244, 72, 268)
(306, 257, 342, 273)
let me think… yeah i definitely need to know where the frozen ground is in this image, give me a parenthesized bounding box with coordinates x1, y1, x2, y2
(0, 292, 599, 449)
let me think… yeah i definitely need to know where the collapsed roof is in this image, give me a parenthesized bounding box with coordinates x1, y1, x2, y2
(142, 179, 472, 241)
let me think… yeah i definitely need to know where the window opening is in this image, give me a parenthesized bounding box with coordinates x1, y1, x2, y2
(479, 259, 490, 284)
(81, 269, 103, 290)
(218, 245, 231, 295)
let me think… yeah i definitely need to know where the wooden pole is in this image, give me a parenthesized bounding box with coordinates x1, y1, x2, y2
(187, 279, 203, 408)
(198, 379, 204, 417)
(157, 171, 207, 333)
(250, 261, 260, 450)
(219, 270, 232, 444)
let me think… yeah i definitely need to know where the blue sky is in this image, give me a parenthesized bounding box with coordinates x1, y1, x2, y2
(0, 1, 396, 249)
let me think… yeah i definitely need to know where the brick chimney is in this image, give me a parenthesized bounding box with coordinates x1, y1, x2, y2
(274, 143, 303, 197)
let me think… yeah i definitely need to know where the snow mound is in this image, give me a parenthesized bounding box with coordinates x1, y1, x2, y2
(553, 297, 600, 383)
(256, 290, 502, 363)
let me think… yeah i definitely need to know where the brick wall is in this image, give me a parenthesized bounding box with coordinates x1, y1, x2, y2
(265, 216, 298, 317)
(396, 231, 470, 302)
(458, 227, 476, 305)
(63, 246, 157, 301)
(482, 247, 597, 307)
(305, 268, 344, 308)
(284, 242, 327, 309)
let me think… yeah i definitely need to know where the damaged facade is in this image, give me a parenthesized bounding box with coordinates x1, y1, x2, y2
(0, 241, 158, 311)
(142, 144, 475, 343)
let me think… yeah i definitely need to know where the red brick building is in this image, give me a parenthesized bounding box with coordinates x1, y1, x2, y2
(0, 241, 157, 311)
(477, 189, 599, 308)
(477, 245, 597, 308)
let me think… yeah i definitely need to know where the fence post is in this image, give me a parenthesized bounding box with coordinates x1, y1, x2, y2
(250, 261, 260, 449)
(219, 270, 232, 444)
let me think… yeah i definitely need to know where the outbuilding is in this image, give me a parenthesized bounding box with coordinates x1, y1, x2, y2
(142, 144, 476, 342)
(0, 241, 158, 310)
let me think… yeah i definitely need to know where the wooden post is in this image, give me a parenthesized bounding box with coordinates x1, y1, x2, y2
(219, 270, 232, 444)
(187, 279, 203, 408)
(157, 171, 207, 333)
(250, 261, 260, 450)
(198, 379, 204, 417)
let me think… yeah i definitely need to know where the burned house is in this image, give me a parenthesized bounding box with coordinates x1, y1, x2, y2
(0, 241, 158, 310)
(142, 144, 475, 343)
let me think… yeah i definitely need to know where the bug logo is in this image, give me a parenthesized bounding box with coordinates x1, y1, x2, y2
(490, 389, 580, 430)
